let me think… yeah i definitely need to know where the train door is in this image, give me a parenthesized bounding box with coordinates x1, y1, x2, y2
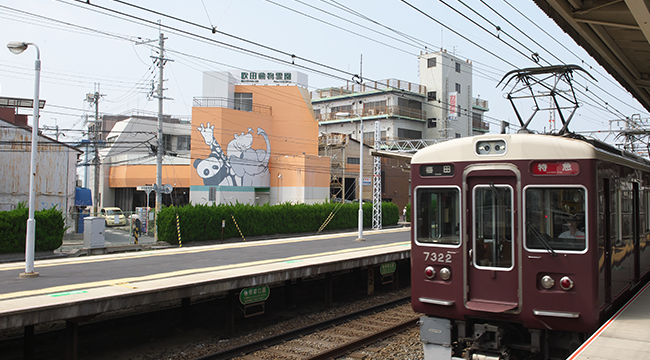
(603, 178, 612, 305)
(634, 182, 640, 285)
(465, 169, 519, 312)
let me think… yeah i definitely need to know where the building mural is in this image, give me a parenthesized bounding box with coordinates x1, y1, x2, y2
(194, 122, 271, 187)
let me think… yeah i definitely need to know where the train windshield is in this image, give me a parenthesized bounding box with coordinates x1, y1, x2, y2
(416, 188, 460, 245)
(525, 187, 586, 252)
(473, 185, 514, 269)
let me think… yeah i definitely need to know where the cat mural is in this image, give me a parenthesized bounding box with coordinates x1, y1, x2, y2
(194, 123, 271, 187)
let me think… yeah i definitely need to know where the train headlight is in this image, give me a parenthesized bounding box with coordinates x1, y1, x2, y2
(541, 275, 555, 289)
(560, 276, 574, 290)
(425, 266, 436, 279)
(440, 267, 451, 280)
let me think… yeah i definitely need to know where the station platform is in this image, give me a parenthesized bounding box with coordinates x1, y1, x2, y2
(568, 281, 650, 359)
(0, 227, 410, 331)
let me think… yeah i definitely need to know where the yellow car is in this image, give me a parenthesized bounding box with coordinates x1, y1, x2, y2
(100, 207, 127, 227)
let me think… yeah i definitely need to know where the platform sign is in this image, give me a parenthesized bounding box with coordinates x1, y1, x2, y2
(380, 261, 397, 275)
(240, 285, 270, 305)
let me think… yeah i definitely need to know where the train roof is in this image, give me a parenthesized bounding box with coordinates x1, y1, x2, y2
(411, 133, 650, 171)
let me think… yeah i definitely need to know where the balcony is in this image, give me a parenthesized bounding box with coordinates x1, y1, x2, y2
(193, 97, 272, 116)
(317, 105, 425, 122)
(311, 78, 426, 99)
(472, 98, 489, 110)
(473, 119, 490, 131)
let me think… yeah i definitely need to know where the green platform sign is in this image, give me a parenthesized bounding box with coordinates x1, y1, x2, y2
(240, 285, 270, 305)
(380, 261, 397, 275)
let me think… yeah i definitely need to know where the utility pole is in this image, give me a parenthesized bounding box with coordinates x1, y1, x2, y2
(86, 84, 103, 216)
(147, 32, 173, 241)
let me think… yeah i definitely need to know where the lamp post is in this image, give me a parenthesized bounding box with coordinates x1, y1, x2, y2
(8, 41, 41, 278)
(336, 112, 365, 241)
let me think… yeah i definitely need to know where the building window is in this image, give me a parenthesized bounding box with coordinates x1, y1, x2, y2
(397, 97, 422, 110)
(397, 128, 422, 139)
(209, 187, 216, 201)
(107, 135, 118, 146)
(427, 91, 437, 101)
(177, 135, 191, 151)
(348, 157, 360, 164)
(455, 133, 461, 138)
(331, 104, 353, 115)
(455, 62, 461, 73)
(428, 118, 437, 128)
(365, 100, 386, 108)
(427, 57, 437, 68)
(234, 92, 253, 112)
(455, 83, 461, 93)
(363, 131, 386, 142)
(163, 134, 173, 151)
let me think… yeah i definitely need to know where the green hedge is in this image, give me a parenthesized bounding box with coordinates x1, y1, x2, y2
(158, 201, 400, 245)
(0, 205, 65, 254)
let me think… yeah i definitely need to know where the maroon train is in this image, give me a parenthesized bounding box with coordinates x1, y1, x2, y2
(410, 133, 650, 360)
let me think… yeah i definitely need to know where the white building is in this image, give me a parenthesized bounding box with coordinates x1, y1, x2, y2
(312, 50, 489, 144)
(89, 112, 192, 212)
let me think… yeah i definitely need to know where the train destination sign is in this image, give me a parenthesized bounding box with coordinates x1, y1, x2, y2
(239, 285, 270, 305)
(380, 262, 397, 275)
(531, 161, 580, 175)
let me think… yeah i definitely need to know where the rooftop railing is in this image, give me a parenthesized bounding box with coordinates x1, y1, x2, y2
(311, 78, 427, 99)
(192, 97, 272, 116)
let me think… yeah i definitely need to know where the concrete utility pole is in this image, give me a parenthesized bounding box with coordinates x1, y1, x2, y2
(86, 85, 103, 216)
(149, 32, 173, 241)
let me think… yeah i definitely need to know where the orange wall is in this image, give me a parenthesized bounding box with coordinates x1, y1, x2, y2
(191, 85, 323, 188)
(269, 155, 330, 187)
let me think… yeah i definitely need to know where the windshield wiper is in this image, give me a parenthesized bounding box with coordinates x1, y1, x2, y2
(526, 222, 557, 257)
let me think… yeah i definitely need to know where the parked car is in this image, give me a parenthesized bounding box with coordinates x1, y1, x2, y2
(100, 207, 127, 227)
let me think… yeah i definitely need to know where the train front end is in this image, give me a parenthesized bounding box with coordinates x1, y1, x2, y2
(411, 134, 598, 360)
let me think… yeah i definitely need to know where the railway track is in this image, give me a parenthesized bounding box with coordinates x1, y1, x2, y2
(198, 297, 418, 360)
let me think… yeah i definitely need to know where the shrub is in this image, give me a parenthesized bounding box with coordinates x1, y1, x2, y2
(158, 201, 400, 244)
(0, 205, 65, 254)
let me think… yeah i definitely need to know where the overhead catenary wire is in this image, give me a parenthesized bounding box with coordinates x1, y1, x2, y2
(5, 0, 640, 152)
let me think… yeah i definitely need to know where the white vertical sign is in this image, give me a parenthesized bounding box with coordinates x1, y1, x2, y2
(448, 91, 458, 120)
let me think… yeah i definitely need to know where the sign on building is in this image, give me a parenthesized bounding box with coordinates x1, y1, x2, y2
(448, 91, 458, 120)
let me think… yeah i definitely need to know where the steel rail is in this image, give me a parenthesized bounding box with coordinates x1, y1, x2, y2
(303, 317, 419, 360)
(195, 296, 411, 360)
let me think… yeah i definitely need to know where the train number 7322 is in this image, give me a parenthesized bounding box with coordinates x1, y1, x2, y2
(423, 252, 452, 264)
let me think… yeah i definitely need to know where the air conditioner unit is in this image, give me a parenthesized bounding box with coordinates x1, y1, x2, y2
(367, 109, 375, 116)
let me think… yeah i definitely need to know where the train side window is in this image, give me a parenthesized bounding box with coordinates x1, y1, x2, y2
(416, 188, 460, 245)
(525, 187, 586, 252)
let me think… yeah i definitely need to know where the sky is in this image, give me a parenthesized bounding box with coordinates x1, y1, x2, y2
(1, 0, 649, 146)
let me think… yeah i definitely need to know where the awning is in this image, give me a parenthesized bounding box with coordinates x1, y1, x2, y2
(75, 187, 92, 207)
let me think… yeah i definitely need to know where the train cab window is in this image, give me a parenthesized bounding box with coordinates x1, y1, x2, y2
(416, 188, 460, 245)
(473, 185, 513, 269)
(525, 187, 586, 252)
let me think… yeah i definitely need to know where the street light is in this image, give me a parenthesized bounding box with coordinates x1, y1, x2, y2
(8, 41, 41, 278)
(336, 112, 365, 241)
